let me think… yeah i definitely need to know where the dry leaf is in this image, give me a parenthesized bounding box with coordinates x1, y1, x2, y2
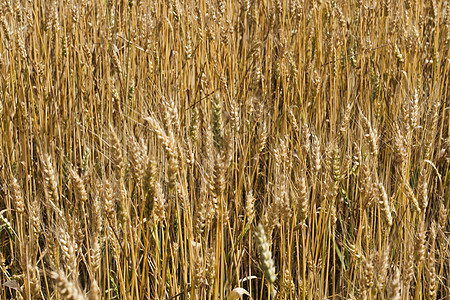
(228, 287, 251, 300)
(2, 279, 22, 293)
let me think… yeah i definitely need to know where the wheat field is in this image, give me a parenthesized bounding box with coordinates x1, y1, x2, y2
(0, 0, 449, 299)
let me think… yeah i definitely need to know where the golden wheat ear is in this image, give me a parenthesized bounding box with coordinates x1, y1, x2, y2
(50, 270, 86, 300)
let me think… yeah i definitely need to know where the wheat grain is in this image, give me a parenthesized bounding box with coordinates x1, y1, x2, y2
(10, 176, 24, 214)
(51, 270, 86, 300)
(42, 154, 59, 205)
(387, 267, 401, 300)
(71, 169, 88, 204)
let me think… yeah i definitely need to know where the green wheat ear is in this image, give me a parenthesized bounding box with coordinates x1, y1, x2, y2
(255, 223, 276, 284)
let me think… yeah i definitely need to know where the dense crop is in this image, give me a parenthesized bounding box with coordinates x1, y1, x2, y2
(0, 0, 449, 299)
